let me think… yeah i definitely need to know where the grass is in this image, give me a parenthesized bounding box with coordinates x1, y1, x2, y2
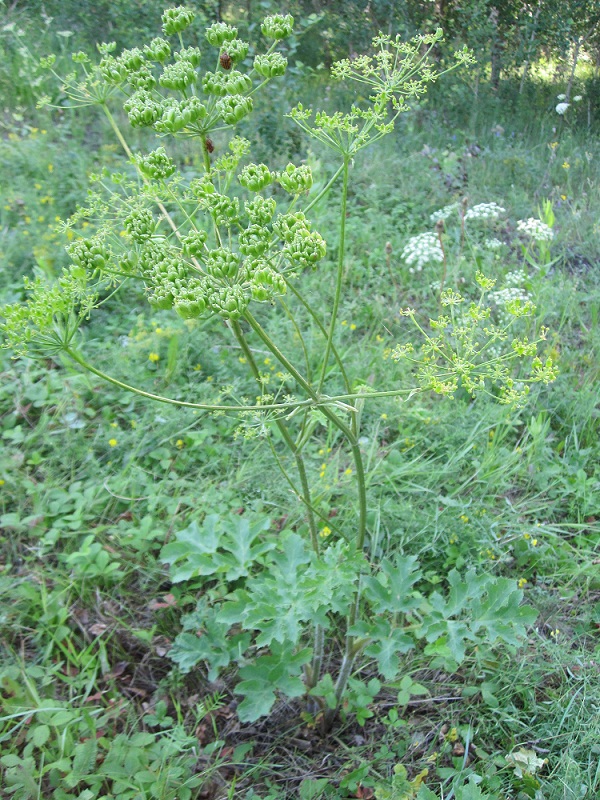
(1, 13, 600, 800)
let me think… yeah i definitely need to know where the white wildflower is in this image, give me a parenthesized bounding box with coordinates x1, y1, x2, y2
(490, 286, 532, 323)
(430, 203, 458, 223)
(485, 238, 503, 250)
(556, 102, 570, 115)
(516, 218, 553, 242)
(505, 269, 526, 287)
(464, 202, 506, 221)
(402, 232, 443, 272)
(573, 95, 582, 102)
(556, 93, 566, 101)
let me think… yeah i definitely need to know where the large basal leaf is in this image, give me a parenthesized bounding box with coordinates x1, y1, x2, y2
(419, 570, 537, 665)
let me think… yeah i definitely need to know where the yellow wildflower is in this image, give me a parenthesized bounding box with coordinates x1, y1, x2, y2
(108, 438, 118, 447)
(148, 352, 160, 363)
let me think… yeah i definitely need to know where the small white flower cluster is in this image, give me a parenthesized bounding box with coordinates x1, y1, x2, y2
(504, 269, 526, 287)
(557, 93, 566, 101)
(464, 202, 506, 221)
(516, 218, 554, 242)
(485, 238, 503, 250)
(402, 232, 443, 273)
(556, 102, 570, 115)
(430, 203, 458, 223)
(490, 286, 532, 323)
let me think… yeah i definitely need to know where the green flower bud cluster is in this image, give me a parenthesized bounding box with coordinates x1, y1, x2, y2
(205, 22, 238, 47)
(146, 257, 187, 309)
(182, 230, 208, 257)
(162, 5, 195, 37)
(67, 238, 112, 274)
(273, 212, 310, 243)
(277, 163, 313, 194)
(154, 96, 207, 132)
(120, 47, 145, 72)
(190, 176, 216, 201)
(221, 39, 249, 64)
(217, 94, 253, 124)
(202, 71, 229, 96)
(208, 194, 240, 227)
(239, 225, 270, 257)
(173, 277, 208, 319)
(261, 14, 294, 40)
(250, 264, 286, 301)
(283, 229, 327, 269)
(99, 55, 129, 85)
(137, 147, 176, 180)
(160, 59, 197, 90)
(117, 250, 139, 275)
(245, 196, 276, 226)
(175, 46, 202, 67)
(124, 207, 156, 242)
(127, 65, 157, 91)
(206, 248, 241, 279)
(144, 37, 171, 63)
(1, 266, 95, 356)
(202, 70, 252, 96)
(253, 53, 287, 78)
(124, 90, 162, 127)
(239, 163, 272, 192)
(207, 285, 248, 320)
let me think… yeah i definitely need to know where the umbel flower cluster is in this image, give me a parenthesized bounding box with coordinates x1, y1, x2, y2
(2, 9, 327, 356)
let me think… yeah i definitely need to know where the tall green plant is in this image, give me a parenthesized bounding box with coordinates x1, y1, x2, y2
(1, 7, 557, 731)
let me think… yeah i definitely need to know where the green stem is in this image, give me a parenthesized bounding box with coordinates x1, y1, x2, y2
(243, 311, 367, 552)
(285, 280, 352, 395)
(304, 163, 345, 215)
(64, 347, 313, 414)
(230, 321, 320, 554)
(318, 156, 349, 394)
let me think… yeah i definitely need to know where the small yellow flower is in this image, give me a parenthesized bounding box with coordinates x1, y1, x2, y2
(34, 182, 42, 190)
(319, 526, 332, 538)
(376, 334, 384, 342)
(550, 628, 560, 638)
(47, 163, 54, 172)
(25, 216, 32, 224)
(523, 533, 531, 539)
(263, 357, 271, 365)
(110, 422, 118, 428)
(560, 194, 567, 200)
(489, 429, 495, 439)
(318, 448, 325, 455)
(155, 327, 163, 334)
(380, 413, 388, 420)
(206, 376, 213, 382)
(460, 514, 469, 523)
(108, 438, 118, 447)
(549, 141, 558, 149)
(518, 578, 527, 588)
(349, 323, 356, 331)
(130, 420, 137, 428)
(193, 363, 202, 371)
(238, 356, 247, 364)
(562, 162, 570, 169)
(531, 538, 538, 547)
(0, 479, 5, 486)
(449, 534, 458, 544)
(344, 467, 353, 477)
(148, 352, 160, 363)
(176, 439, 184, 449)
(341, 320, 348, 326)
